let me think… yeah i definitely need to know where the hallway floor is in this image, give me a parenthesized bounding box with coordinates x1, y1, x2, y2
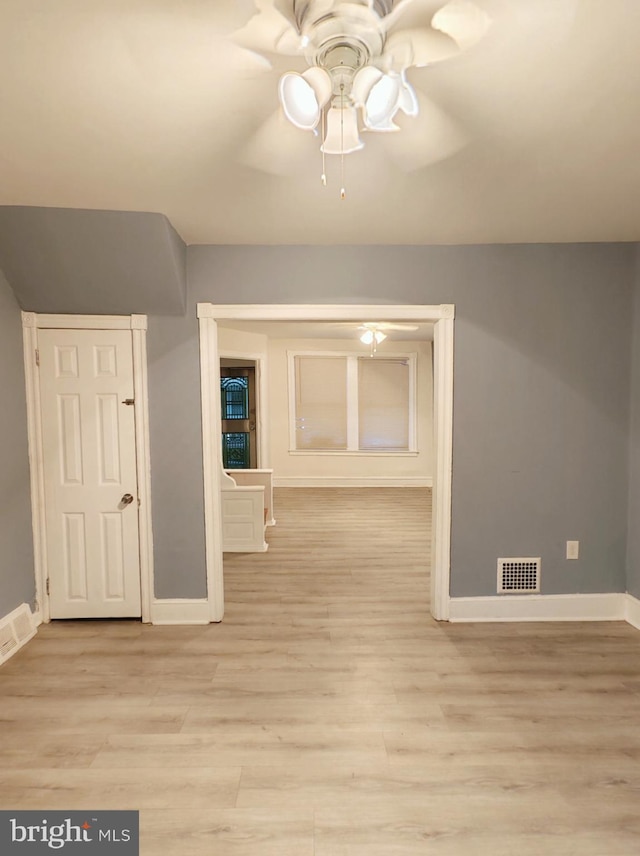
(1, 488, 640, 854)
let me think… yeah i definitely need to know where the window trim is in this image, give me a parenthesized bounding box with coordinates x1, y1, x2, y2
(287, 349, 418, 454)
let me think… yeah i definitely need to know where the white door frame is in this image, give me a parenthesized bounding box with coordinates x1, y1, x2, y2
(198, 303, 455, 623)
(22, 313, 154, 624)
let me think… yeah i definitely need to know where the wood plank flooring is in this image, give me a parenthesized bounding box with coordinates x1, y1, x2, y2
(2, 487, 640, 854)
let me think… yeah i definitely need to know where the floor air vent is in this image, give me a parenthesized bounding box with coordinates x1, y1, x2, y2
(497, 558, 540, 594)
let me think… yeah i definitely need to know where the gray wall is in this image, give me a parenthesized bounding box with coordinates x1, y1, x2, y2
(0, 209, 634, 605)
(147, 311, 207, 598)
(149, 242, 634, 599)
(0, 207, 187, 316)
(626, 246, 640, 598)
(0, 271, 35, 616)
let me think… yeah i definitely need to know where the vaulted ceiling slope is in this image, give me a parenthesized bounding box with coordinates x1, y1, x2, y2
(1, 1, 640, 244)
(0, 207, 186, 315)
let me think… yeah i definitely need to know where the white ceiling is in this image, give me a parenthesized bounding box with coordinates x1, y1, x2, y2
(1, 0, 639, 246)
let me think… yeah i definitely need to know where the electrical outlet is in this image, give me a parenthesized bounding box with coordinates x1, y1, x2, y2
(566, 540, 579, 560)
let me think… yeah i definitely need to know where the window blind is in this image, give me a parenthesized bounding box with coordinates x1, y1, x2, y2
(358, 358, 410, 450)
(294, 356, 348, 450)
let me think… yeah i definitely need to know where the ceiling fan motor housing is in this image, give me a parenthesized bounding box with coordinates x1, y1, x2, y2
(298, 0, 389, 98)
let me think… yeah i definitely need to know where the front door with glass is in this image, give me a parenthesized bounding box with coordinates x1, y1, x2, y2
(220, 366, 257, 468)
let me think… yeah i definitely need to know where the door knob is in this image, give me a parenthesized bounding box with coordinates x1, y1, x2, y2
(121, 493, 134, 506)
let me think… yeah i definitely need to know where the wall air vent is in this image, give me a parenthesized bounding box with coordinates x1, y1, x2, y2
(0, 604, 37, 666)
(13, 609, 34, 644)
(0, 624, 18, 662)
(497, 558, 540, 594)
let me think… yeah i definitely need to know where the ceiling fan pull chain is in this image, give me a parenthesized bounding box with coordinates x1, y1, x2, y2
(321, 108, 327, 186)
(340, 82, 346, 200)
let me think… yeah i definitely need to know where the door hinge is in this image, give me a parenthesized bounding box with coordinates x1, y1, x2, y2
(35, 349, 40, 367)
(46, 578, 50, 595)
(122, 398, 135, 406)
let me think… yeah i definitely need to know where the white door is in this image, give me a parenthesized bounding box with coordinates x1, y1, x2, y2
(38, 329, 142, 618)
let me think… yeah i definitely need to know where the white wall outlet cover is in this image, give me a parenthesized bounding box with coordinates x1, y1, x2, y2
(566, 540, 579, 560)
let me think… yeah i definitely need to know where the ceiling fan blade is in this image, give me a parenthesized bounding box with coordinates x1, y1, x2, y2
(383, 26, 460, 70)
(382, 0, 453, 33)
(357, 321, 420, 333)
(240, 108, 320, 176)
(378, 323, 421, 332)
(231, 0, 302, 57)
(331, 321, 419, 330)
(271, 0, 299, 29)
(378, 88, 468, 170)
(359, 322, 421, 332)
(223, 44, 273, 72)
(431, 0, 492, 50)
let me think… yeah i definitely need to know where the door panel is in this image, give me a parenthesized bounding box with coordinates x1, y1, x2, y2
(58, 394, 83, 483)
(62, 512, 88, 600)
(39, 329, 142, 619)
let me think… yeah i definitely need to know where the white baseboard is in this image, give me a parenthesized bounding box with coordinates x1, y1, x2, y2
(150, 599, 211, 625)
(449, 593, 626, 623)
(273, 476, 433, 488)
(0, 603, 38, 665)
(223, 542, 269, 553)
(150, 593, 640, 628)
(625, 593, 640, 630)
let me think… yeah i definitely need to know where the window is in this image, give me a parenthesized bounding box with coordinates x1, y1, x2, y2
(289, 352, 416, 453)
(294, 356, 348, 449)
(358, 357, 410, 450)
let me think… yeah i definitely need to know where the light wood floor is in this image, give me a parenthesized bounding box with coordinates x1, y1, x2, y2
(2, 487, 640, 855)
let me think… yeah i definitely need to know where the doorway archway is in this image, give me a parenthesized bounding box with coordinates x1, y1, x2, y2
(198, 303, 454, 622)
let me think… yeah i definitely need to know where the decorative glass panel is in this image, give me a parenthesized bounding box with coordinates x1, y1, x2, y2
(223, 432, 250, 468)
(220, 377, 249, 420)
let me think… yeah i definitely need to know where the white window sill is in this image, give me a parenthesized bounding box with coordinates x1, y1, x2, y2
(288, 450, 419, 457)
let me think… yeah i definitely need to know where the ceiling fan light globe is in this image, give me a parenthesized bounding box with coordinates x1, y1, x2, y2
(365, 117, 400, 132)
(279, 72, 323, 130)
(351, 65, 384, 107)
(398, 77, 419, 117)
(363, 72, 401, 129)
(302, 66, 333, 107)
(321, 105, 364, 154)
(360, 329, 387, 345)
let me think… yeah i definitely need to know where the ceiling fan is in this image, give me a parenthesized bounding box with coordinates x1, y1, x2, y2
(232, 0, 492, 189)
(330, 320, 421, 353)
(328, 320, 420, 331)
(358, 321, 420, 331)
(228, 0, 581, 191)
